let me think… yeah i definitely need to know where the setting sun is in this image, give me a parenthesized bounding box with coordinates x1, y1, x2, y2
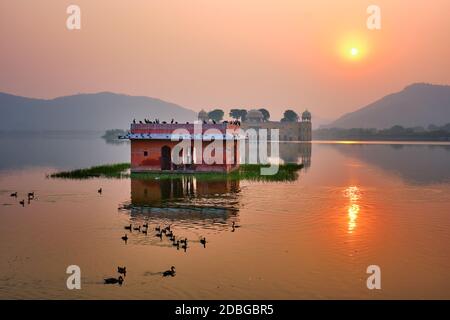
(350, 47, 359, 56)
(336, 32, 370, 62)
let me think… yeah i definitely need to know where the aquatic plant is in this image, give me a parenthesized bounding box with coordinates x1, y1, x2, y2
(50, 163, 130, 179)
(50, 163, 303, 182)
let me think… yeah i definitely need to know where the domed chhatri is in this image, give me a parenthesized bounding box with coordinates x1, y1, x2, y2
(198, 109, 209, 122)
(302, 110, 311, 122)
(246, 109, 264, 123)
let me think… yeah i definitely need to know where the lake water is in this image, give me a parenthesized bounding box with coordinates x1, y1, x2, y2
(0, 132, 449, 299)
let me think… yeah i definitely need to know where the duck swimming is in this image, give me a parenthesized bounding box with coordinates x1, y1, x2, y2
(121, 234, 128, 242)
(163, 266, 176, 277)
(200, 237, 206, 247)
(10, 192, 18, 197)
(19, 200, 25, 207)
(124, 224, 132, 231)
(104, 276, 124, 285)
(98, 188, 102, 194)
(133, 226, 141, 232)
(117, 266, 126, 276)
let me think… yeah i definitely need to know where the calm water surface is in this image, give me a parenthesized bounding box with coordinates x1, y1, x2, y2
(0, 132, 449, 299)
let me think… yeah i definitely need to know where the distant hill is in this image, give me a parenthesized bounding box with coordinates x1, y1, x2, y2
(0, 92, 197, 131)
(327, 83, 450, 129)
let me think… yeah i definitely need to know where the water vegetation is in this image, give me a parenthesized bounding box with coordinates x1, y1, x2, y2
(50, 163, 303, 182)
(50, 163, 131, 179)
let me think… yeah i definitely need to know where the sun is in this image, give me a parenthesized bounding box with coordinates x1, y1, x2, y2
(337, 32, 369, 62)
(350, 47, 359, 56)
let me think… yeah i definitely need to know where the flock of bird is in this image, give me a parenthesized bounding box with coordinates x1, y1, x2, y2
(121, 223, 207, 252)
(105, 223, 190, 285)
(132, 118, 242, 126)
(107, 220, 240, 285)
(9, 191, 35, 207)
(9, 186, 240, 286)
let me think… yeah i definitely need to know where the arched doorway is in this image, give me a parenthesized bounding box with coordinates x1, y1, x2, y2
(161, 146, 172, 170)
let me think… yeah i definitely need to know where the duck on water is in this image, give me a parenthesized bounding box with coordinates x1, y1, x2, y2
(163, 266, 176, 277)
(104, 276, 124, 285)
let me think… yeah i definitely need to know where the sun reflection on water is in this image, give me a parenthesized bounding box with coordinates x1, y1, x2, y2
(344, 186, 361, 233)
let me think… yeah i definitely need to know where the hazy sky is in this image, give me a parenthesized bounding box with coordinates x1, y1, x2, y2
(0, 0, 449, 120)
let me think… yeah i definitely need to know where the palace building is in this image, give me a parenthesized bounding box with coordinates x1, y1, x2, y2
(240, 109, 312, 141)
(123, 122, 241, 173)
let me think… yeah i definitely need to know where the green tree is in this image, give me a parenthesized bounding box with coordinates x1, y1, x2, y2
(281, 110, 298, 122)
(229, 109, 242, 120)
(259, 108, 270, 121)
(240, 109, 248, 122)
(229, 109, 247, 121)
(208, 109, 224, 122)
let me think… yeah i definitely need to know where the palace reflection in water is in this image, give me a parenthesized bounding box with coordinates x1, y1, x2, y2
(120, 177, 241, 230)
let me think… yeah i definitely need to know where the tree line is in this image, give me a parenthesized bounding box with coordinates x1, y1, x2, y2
(314, 124, 450, 141)
(205, 108, 301, 122)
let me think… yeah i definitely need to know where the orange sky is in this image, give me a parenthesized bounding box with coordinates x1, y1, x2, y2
(0, 0, 449, 120)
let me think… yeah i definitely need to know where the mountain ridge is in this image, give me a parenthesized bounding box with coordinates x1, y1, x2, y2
(327, 83, 450, 129)
(0, 91, 197, 131)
